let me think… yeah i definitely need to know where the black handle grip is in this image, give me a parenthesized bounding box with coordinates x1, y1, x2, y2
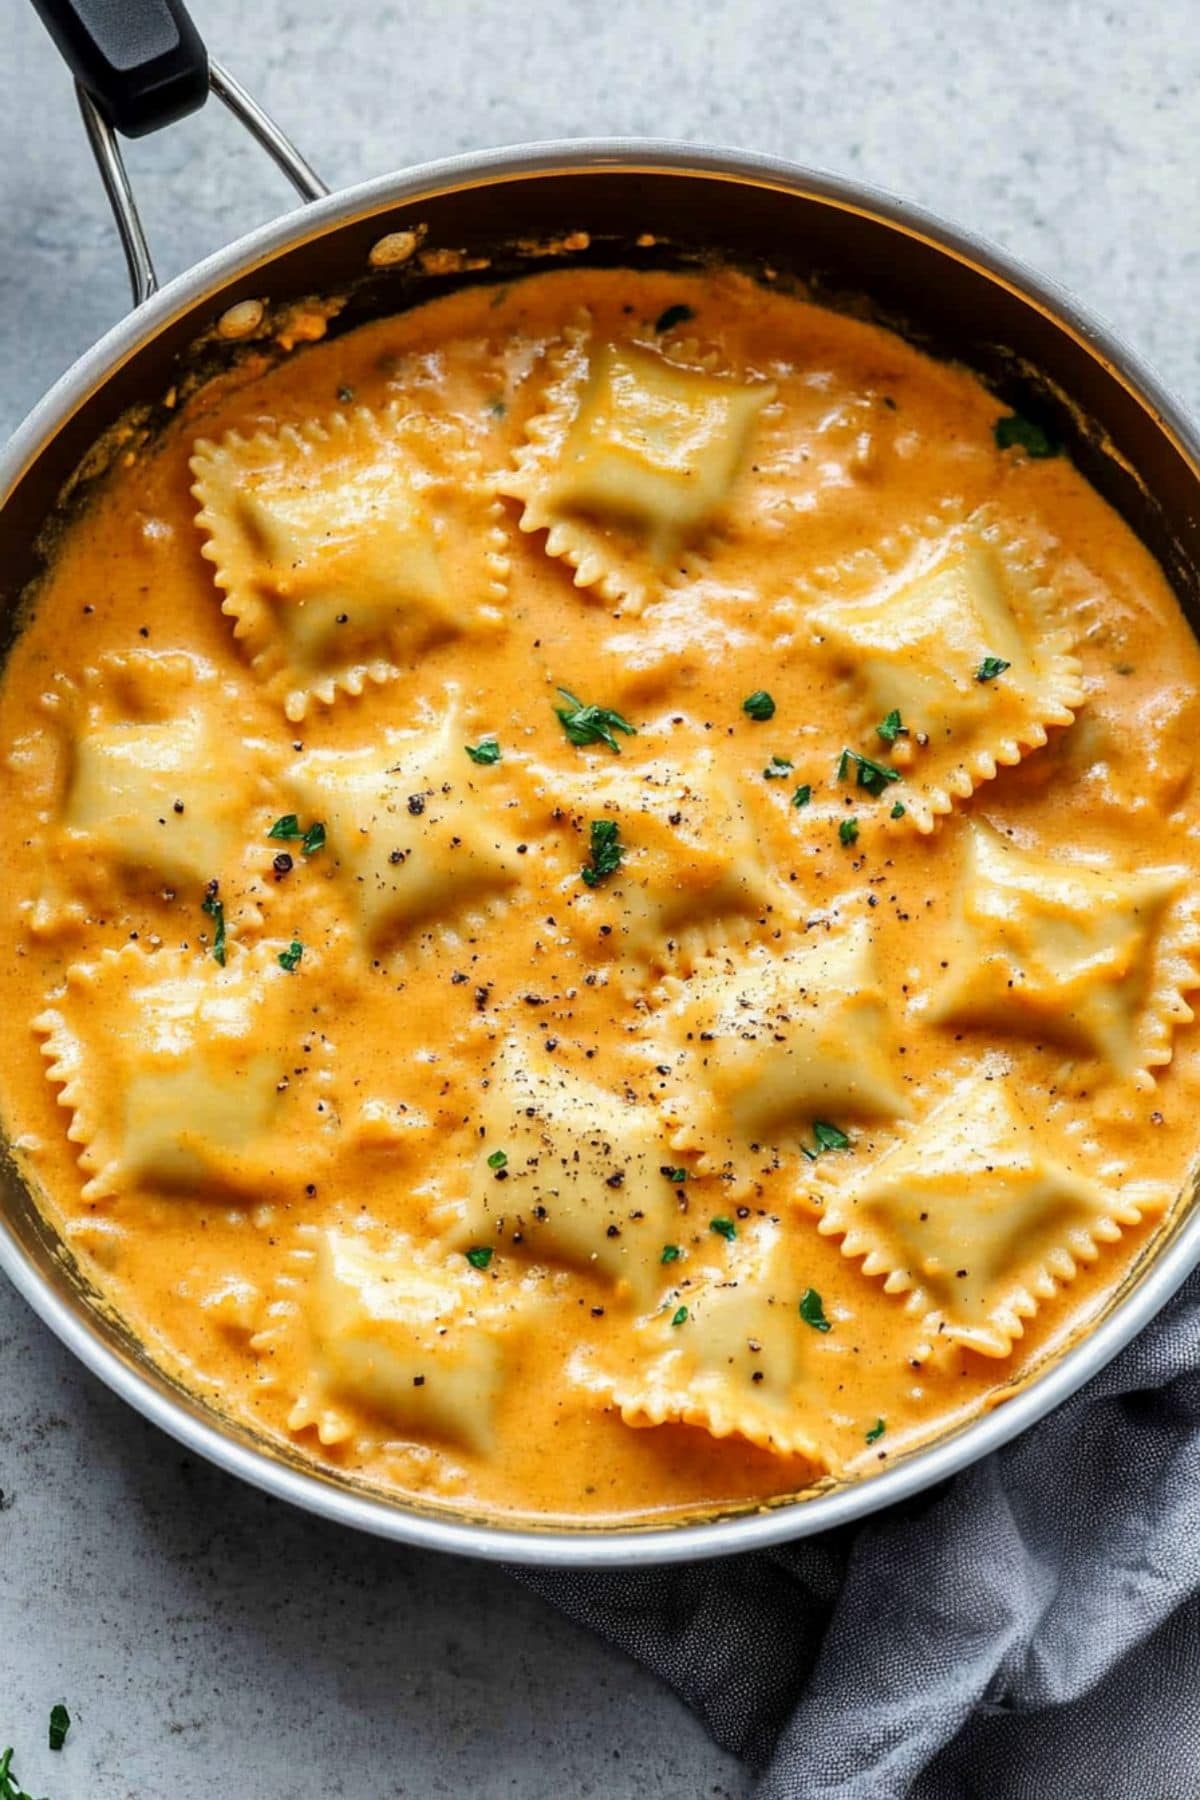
(31, 0, 209, 137)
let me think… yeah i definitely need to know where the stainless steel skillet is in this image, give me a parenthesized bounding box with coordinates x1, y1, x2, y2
(3, 0, 1199, 1567)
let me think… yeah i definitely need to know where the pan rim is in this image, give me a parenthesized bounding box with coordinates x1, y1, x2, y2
(2, 136, 1199, 1568)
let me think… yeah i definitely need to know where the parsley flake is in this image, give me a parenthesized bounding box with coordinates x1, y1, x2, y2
(993, 413, 1058, 458)
(581, 818, 625, 888)
(277, 940, 304, 972)
(487, 1149, 508, 1170)
(839, 817, 859, 846)
(763, 755, 793, 779)
(660, 1244, 681, 1264)
(268, 814, 326, 856)
(465, 737, 501, 766)
(49, 1704, 70, 1753)
(670, 1305, 689, 1327)
(866, 1417, 886, 1443)
(742, 690, 776, 722)
(554, 687, 637, 754)
(660, 1165, 688, 1183)
(838, 747, 900, 796)
(709, 1216, 737, 1241)
(876, 709, 907, 744)
(801, 1119, 852, 1161)
(975, 656, 1011, 683)
(0, 1745, 37, 1800)
(792, 784, 812, 808)
(890, 801, 906, 819)
(798, 1287, 831, 1332)
(655, 302, 695, 334)
(201, 882, 227, 966)
(466, 1246, 493, 1270)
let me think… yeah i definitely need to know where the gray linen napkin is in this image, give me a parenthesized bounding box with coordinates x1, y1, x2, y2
(517, 1269, 1200, 1798)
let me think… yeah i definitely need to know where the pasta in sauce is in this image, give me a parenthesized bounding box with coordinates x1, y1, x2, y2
(3, 266, 1199, 1525)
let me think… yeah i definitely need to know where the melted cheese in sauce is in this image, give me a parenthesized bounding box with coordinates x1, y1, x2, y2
(3, 266, 1199, 1527)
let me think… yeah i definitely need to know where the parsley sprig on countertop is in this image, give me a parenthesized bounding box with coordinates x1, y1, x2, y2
(0, 1745, 40, 1800)
(0, 1704, 69, 1800)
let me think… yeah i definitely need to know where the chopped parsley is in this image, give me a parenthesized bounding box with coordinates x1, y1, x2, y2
(277, 940, 304, 972)
(763, 755, 793, 779)
(866, 1417, 886, 1443)
(660, 1165, 688, 1183)
(465, 1246, 493, 1270)
(554, 687, 637, 754)
(993, 413, 1058, 458)
(975, 656, 1011, 683)
(798, 1288, 832, 1332)
(890, 801, 906, 819)
(660, 1244, 681, 1264)
(0, 1746, 37, 1800)
(839, 817, 859, 846)
(670, 1305, 689, 1327)
(709, 1216, 737, 1241)
(487, 1149, 508, 1170)
(792, 784, 812, 808)
(465, 737, 501, 766)
(268, 814, 326, 857)
(742, 690, 776, 722)
(838, 747, 900, 796)
(201, 882, 226, 966)
(581, 818, 625, 887)
(876, 709, 907, 743)
(655, 302, 695, 334)
(48, 1705, 70, 1753)
(802, 1119, 852, 1161)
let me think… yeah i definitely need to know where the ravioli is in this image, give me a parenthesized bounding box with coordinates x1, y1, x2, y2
(4, 264, 1198, 1527)
(596, 1220, 843, 1460)
(554, 749, 800, 968)
(501, 325, 774, 614)
(285, 699, 523, 950)
(928, 823, 1195, 1084)
(449, 1037, 680, 1305)
(192, 406, 508, 720)
(807, 523, 1085, 830)
(818, 1074, 1169, 1356)
(655, 921, 911, 1160)
(30, 651, 269, 931)
(35, 942, 336, 1202)
(282, 1228, 513, 1451)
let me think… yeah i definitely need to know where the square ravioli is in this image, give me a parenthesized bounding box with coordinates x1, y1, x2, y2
(653, 922, 911, 1166)
(29, 650, 272, 934)
(501, 326, 774, 614)
(817, 1073, 1169, 1356)
(807, 521, 1085, 830)
(35, 943, 337, 1202)
(927, 824, 1198, 1085)
(192, 407, 508, 720)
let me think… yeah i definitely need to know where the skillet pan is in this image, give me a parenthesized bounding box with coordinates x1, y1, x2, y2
(4, 0, 1200, 1566)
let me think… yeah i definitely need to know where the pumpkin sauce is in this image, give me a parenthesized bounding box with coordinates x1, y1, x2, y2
(2, 266, 1198, 1526)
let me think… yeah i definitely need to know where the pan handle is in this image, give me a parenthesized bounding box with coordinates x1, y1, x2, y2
(30, 0, 328, 307)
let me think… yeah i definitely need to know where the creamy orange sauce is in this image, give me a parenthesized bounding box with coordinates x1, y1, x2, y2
(3, 266, 1199, 1527)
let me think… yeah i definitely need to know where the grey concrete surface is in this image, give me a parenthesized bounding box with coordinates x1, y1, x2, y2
(1, 1, 1197, 1795)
